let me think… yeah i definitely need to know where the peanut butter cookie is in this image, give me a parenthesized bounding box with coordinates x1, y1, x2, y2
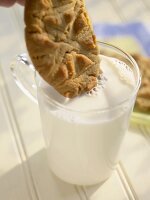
(132, 53, 150, 112)
(25, 0, 100, 98)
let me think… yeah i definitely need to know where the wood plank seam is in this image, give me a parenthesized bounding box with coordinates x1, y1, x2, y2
(117, 163, 140, 200)
(0, 66, 39, 200)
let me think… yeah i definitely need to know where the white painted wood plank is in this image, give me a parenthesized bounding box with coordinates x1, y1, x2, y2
(0, 7, 41, 200)
(0, 68, 32, 200)
(120, 125, 150, 200)
(83, 171, 130, 200)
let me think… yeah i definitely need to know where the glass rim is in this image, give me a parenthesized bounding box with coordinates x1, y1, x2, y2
(37, 41, 141, 114)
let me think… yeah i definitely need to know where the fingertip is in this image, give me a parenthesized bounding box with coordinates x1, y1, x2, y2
(17, 0, 25, 6)
(0, 1, 16, 7)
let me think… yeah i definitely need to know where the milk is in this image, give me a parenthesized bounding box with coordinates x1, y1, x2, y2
(38, 55, 136, 185)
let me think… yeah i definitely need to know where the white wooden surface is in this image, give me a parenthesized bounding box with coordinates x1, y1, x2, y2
(0, 1, 150, 200)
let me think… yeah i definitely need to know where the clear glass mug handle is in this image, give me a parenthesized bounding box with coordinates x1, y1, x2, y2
(10, 53, 38, 104)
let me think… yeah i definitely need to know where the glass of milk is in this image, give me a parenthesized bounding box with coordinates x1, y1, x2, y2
(10, 42, 141, 185)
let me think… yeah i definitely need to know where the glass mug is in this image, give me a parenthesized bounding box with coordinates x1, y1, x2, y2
(10, 42, 141, 185)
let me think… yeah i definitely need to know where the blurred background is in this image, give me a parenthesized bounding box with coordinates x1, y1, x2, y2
(2, 0, 150, 55)
(87, 0, 150, 23)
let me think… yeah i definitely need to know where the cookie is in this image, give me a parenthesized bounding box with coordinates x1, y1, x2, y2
(132, 53, 150, 112)
(24, 0, 101, 98)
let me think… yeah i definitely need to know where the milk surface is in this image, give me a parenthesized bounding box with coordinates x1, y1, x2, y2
(62, 55, 135, 111)
(38, 55, 136, 185)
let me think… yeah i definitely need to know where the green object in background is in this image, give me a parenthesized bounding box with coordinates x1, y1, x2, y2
(131, 112, 150, 126)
